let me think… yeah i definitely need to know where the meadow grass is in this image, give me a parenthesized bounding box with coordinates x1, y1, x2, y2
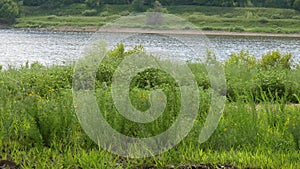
(15, 15, 119, 28)
(14, 4, 300, 33)
(0, 46, 299, 168)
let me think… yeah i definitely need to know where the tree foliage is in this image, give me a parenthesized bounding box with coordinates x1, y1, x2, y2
(0, 0, 19, 23)
(85, 0, 101, 8)
(132, 0, 145, 12)
(294, 0, 300, 10)
(17, 0, 300, 11)
(23, 0, 47, 6)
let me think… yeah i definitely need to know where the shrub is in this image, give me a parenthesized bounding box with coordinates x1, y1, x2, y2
(120, 10, 130, 16)
(23, 0, 47, 6)
(294, 0, 300, 11)
(95, 43, 141, 85)
(224, 50, 298, 103)
(132, 0, 145, 12)
(100, 11, 109, 17)
(0, 0, 19, 24)
(261, 50, 292, 69)
(229, 26, 245, 32)
(225, 50, 257, 68)
(131, 68, 176, 89)
(258, 17, 269, 24)
(245, 11, 257, 19)
(46, 15, 57, 20)
(202, 27, 214, 30)
(225, 51, 258, 101)
(150, 0, 168, 13)
(85, 0, 101, 8)
(271, 14, 283, 19)
(82, 9, 98, 16)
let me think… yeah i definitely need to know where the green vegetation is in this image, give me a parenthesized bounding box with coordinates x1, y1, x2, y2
(11, 3, 300, 33)
(132, 0, 146, 12)
(15, 15, 119, 27)
(0, 0, 19, 23)
(1, 0, 300, 33)
(0, 44, 299, 168)
(169, 6, 300, 33)
(294, 0, 300, 10)
(16, 0, 300, 9)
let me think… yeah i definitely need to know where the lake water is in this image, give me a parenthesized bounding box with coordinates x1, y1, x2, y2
(0, 29, 299, 68)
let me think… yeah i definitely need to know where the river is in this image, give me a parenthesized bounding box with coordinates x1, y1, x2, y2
(0, 29, 299, 68)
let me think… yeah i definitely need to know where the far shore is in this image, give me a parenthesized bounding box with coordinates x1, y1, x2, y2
(2, 25, 300, 38)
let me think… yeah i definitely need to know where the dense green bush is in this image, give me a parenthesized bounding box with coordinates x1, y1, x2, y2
(23, 0, 47, 6)
(225, 50, 298, 103)
(81, 9, 97, 16)
(0, 0, 19, 23)
(94, 44, 299, 104)
(85, 0, 101, 8)
(258, 17, 269, 23)
(96, 43, 145, 85)
(261, 50, 292, 69)
(294, 0, 300, 11)
(132, 0, 145, 12)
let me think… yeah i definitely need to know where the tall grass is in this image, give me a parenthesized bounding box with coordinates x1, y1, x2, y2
(0, 45, 299, 168)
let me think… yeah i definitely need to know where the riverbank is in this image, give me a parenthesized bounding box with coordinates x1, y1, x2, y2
(13, 4, 300, 35)
(11, 26, 300, 38)
(98, 27, 300, 38)
(0, 24, 9, 29)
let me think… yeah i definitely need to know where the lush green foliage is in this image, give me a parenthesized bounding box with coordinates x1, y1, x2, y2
(23, 0, 46, 6)
(85, 0, 101, 8)
(225, 50, 300, 103)
(132, 0, 145, 12)
(171, 6, 300, 33)
(81, 9, 97, 16)
(294, 0, 300, 10)
(14, 3, 300, 33)
(1, 45, 299, 168)
(0, 0, 19, 23)
(19, 0, 300, 9)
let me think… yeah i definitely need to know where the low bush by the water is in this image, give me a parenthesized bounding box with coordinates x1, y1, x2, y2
(225, 50, 300, 103)
(96, 44, 300, 103)
(0, 45, 299, 168)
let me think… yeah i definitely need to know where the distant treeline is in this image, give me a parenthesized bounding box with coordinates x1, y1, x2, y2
(21, 0, 300, 9)
(1, 0, 300, 24)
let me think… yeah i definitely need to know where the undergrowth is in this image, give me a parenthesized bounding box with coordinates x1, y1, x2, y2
(0, 44, 299, 168)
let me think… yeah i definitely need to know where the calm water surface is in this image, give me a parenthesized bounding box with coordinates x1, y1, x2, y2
(0, 29, 299, 68)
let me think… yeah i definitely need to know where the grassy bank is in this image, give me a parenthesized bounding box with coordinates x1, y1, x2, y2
(0, 44, 299, 168)
(12, 4, 300, 34)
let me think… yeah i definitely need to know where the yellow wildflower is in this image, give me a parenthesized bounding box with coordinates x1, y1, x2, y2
(284, 117, 290, 127)
(28, 92, 35, 96)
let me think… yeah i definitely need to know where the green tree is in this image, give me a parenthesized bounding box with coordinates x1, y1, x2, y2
(85, 0, 101, 8)
(0, 0, 19, 23)
(23, 0, 47, 6)
(132, 0, 145, 12)
(193, 0, 210, 5)
(294, 0, 300, 10)
(153, 0, 163, 12)
(235, 0, 254, 7)
(146, 1, 164, 25)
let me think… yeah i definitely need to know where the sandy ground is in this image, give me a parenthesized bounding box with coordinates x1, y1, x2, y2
(11, 26, 300, 38)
